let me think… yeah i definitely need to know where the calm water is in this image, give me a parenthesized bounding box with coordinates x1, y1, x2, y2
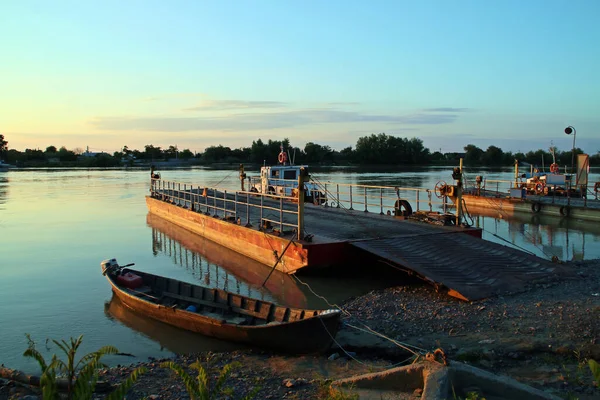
(1, 166, 598, 372)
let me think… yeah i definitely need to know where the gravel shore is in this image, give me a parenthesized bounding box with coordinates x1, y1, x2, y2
(2, 259, 598, 399)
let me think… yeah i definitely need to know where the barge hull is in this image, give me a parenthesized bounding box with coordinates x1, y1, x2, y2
(147, 196, 308, 273)
(461, 194, 600, 222)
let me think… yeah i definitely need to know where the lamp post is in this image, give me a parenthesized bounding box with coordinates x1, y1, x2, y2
(564, 125, 576, 174)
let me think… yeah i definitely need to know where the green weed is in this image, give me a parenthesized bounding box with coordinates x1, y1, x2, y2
(23, 334, 146, 400)
(316, 380, 359, 400)
(160, 359, 258, 400)
(589, 359, 600, 387)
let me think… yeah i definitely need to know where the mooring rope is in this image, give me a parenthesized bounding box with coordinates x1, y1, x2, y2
(291, 274, 426, 357)
(461, 169, 557, 261)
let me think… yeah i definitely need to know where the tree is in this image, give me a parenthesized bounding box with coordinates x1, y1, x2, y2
(144, 145, 163, 160)
(481, 145, 504, 166)
(58, 146, 77, 162)
(0, 134, 7, 155)
(464, 144, 484, 165)
(179, 149, 195, 159)
(304, 142, 333, 164)
(165, 145, 178, 160)
(203, 145, 232, 162)
(338, 146, 355, 163)
(46, 146, 57, 153)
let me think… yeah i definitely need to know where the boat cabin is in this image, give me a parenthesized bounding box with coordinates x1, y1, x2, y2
(250, 149, 325, 203)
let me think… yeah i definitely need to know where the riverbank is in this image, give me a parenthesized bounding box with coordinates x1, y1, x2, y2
(2, 259, 598, 399)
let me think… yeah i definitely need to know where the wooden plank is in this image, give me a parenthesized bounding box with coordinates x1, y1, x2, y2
(350, 232, 572, 301)
(162, 291, 267, 320)
(162, 291, 229, 310)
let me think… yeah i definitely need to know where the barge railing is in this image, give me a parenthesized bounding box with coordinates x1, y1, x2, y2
(462, 175, 600, 209)
(309, 179, 449, 215)
(150, 179, 301, 237)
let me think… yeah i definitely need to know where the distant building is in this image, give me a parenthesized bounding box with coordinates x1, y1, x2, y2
(80, 146, 105, 158)
(444, 152, 466, 160)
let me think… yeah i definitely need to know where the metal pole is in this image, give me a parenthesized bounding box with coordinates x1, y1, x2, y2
(514, 159, 519, 188)
(456, 158, 463, 226)
(280, 196, 283, 233)
(565, 126, 576, 175)
(246, 192, 251, 227)
(349, 185, 354, 210)
(213, 188, 217, 216)
(364, 187, 368, 212)
(297, 169, 306, 240)
(379, 188, 384, 215)
(260, 194, 264, 229)
(416, 190, 420, 212)
(336, 184, 340, 208)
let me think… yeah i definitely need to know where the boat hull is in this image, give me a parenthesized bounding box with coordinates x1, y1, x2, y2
(104, 269, 341, 354)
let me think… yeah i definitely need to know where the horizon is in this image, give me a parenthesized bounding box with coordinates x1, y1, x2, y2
(2, 1, 599, 154)
(4, 135, 597, 157)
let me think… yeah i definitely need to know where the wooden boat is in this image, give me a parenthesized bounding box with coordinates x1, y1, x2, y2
(101, 258, 342, 353)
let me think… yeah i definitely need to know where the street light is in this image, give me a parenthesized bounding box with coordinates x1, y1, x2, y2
(564, 125, 576, 174)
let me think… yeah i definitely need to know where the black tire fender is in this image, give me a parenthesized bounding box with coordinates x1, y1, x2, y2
(394, 199, 413, 216)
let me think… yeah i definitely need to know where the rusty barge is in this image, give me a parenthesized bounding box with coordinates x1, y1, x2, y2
(146, 159, 570, 301)
(451, 154, 600, 223)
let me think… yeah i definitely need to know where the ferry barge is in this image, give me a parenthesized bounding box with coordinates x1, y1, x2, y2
(146, 150, 569, 301)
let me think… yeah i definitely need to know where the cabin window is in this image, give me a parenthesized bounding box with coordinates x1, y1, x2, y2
(271, 170, 279, 178)
(283, 170, 296, 180)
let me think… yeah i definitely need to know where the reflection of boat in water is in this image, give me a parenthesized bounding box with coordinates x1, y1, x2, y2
(468, 205, 598, 260)
(101, 259, 342, 354)
(104, 294, 242, 354)
(0, 160, 15, 170)
(147, 213, 307, 308)
(0, 176, 8, 205)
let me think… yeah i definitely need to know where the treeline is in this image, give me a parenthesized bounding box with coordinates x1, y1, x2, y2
(460, 144, 598, 167)
(1, 133, 598, 168)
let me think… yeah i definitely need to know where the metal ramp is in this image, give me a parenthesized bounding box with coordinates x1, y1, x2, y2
(349, 232, 571, 301)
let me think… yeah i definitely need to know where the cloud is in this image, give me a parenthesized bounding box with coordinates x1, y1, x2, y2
(90, 109, 458, 132)
(323, 102, 361, 106)
(422, 107, 472, 112)
(184, 100, 288, 111)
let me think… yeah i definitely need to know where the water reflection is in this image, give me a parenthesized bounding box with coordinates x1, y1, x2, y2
(104, 294, 243, 354)
(0, 176, 8, 206)
(470, 207, 600, 260)
(147, 213, 308, 308)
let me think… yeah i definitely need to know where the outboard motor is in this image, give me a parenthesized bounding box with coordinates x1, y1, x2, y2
(101, 258, 120, 275)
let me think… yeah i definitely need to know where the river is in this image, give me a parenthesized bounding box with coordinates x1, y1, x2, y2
(1, 166, 598, 373)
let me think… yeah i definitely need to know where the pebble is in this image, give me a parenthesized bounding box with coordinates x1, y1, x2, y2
(283, 378, 296, 388)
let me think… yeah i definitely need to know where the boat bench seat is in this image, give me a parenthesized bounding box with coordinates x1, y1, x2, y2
(162, 291, 265, 321)
(199, 312, 248, 325)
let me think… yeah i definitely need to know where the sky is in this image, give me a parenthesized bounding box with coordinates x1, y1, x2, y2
(1, 0, 599, 155)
